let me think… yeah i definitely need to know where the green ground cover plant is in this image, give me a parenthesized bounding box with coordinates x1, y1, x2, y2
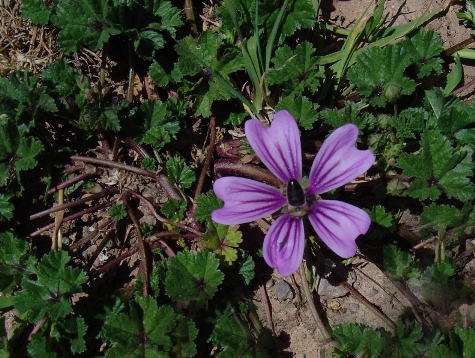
(0, 0, 475, 356)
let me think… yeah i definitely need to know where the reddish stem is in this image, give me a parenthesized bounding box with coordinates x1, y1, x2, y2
(194, 116, 216, 201)
(213, 159, 283, 187)
(70, 155, 181, 200)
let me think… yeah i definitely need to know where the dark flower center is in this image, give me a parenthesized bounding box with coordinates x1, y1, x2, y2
(287, 179, 305, 207)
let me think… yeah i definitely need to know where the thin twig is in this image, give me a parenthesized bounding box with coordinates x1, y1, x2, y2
(214, 159, 283, 187)
(128, 190, 202, 237)
(39, 171, 98, 200)
(86, 228, 115, 271)
(339, 281, 397, 332)
(71, 155, 181, 200)
(29, 201, 113, 238)
(298, 263, 332, 341)
(29, 187, 120, 220)
(89, 232, 180, 277)
(70, 218, 114, 251)
(126, 204, 149, 297)
(194, 116, 216, 201)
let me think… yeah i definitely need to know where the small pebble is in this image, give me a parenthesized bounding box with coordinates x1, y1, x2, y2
(266, 279, 274, 289)
(284, 303, 297, 315)
(349, 303, 359, 312)
(275, 279, 294, 300)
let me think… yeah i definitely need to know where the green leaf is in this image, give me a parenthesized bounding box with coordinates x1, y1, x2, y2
(347, 43, 416, 107)
(52, 316, 88, 354)
(27, 337, 57, 358)
(15, 136, 44, 171)
(135, 30, 164, 60)
(0, 194, 14, 222)
(319, 101, 375, 130)
(149, 62, 171, 87)
(195, 190, 223, 223)
(397, 130, 475, 202)
(391, 107, 429, 140)
(267, 41, 323, 97)
(421, 203, 463, 229)
(275, 96, 319, 130)
(455, 326, 475, 358)
(279, 0, 316, 42)
(166, 156, 195, 189)
(383, 244, 417, 280)
(53, 0, 122, 54)
(165, 250, 224, 308)
(152, 1, 183, 36)
(444, 54, 463, 95)
(403, 29, 443, 78)
(0, 231, 32, 292)
(238, 251, 255, 285)
(129, 100, 180, 149)
(109, 204, 127, 221)
(102, 296, 176, 357)
(332, 323, 390, 357)
(210, 311, 275, 357)
(392, 321, 424, 357)
(13, 251, 88, 322)
(200, 222, 243, 265)
(20, 0, 52, 25)
(172, 316, 198, 357)
(368, 205, 395, 229)
(161, 198, 186, 221)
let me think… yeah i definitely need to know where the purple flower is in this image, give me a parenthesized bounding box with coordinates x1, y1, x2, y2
(211, 110, 375, 276)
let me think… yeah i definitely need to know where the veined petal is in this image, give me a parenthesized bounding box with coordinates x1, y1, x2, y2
(212, 177, 286, 225)
(245, 110, 302, 183)
(263, 213, 304, 276)
(307, 124, 374, 195)
(307, 200, 371, 258)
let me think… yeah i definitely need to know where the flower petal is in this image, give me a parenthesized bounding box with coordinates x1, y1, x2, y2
(307, 124, 374, 195)
(212, 177, 286, 225)
(307, 200, 371, 258)
(245, 110, 302, 183)
(263, 213, 304, 276)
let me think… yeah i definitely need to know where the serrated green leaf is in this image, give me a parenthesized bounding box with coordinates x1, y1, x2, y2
(195, 191, 223, 223)
(275, 96, 318, 130)
(455, 326, 475, 358)
(383, 244, 417, 280)
(238, 251, 255, 285)
(165, 250, 224, 308)
(391, 107, 429, 140)
(392, 321, 424, 358)
(42, 58, 83, 98)
(152, 1, 183, 36)
(200, 222, 243, 265)
(398, 130, 475, 202)
(0, 231, 31, 291)
(20, 0, 52, 25)
(53, 0, 122, 54)
(161, 198, 186, 221)
(319, 101, 375, 130)
(129, 100, 180, 149)
(421, 203, 463, 229)
(368, 205, 395, 228)
(166, 156, 195, 189)
(172, 317, 198, 357)
(135, 30, 165, 60)
(0, 194, 14, 222)
(102, 297, 176, 357)
(149, 62, 170, 87)
(267, 41, 323, 97)
(332, 323, 390, 357)
(279, 0, 316, 42)
(15, 136, 44, 171)
(13, 251, 88, 322)
(27, 337, 58, 358)
(347, 44, 415, 107)
(109, 203, 127, 221)
(403, 29, 443, 78)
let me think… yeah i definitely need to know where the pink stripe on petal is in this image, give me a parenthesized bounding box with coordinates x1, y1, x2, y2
(212, 177, 286, 225)
(245, 110, 302, 183)
(263, 213, 304, 276)
(308, 200, 371, 258)
(307, 124, 374, 195)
